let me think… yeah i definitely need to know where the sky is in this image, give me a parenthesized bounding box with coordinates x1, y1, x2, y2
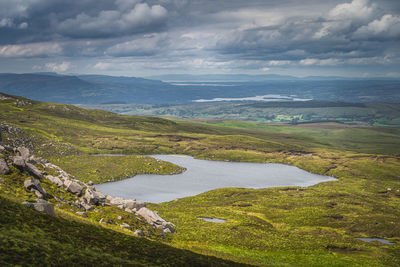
(0, 0, 399, 77)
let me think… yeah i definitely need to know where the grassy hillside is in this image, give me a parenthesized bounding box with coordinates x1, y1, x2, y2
(1, 92, 400, 266)
(0, 196, 246, 266)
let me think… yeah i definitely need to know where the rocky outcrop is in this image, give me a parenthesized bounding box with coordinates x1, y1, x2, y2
(24, 178, 47, 198)
(0, 158, 10, 175)
(46, 175, 63, 187)
(25, 163, 44, 180)
(1, 138, 176, 235)
(17, 146, 30, 160)
(137, 207, 176, 233)
(109, 197, 146, 211)
(13, 156, 26, 170)
(64, 180, 83, 195)
(22, 199, 55, 216)
(84, 187, 106, 205)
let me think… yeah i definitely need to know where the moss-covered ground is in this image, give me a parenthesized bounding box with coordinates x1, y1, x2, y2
(1, 92, 400, 266)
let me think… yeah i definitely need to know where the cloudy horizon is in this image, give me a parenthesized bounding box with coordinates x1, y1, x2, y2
(0, 0, 399, 78)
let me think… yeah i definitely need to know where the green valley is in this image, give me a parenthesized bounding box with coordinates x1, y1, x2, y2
(1, 92, 400, 266)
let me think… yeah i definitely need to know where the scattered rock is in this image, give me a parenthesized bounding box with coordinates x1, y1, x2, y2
(17, 147, 30, 160)
(137, 207, 164, 225)
(110, 197, 125, 206)
(25, 163, 44, 180)
(134, 230, 144, 237)
(124, 199, 146, 210)
(13, 156, 26, 169)
(84, 187, 106, 205)
(24, 178, 46, 198)
(0, 158, 10, 175)
(81, 202, 93, 211)
(22, 199, 55, 216)
(125, 208, 133, 213)
(163, 228, 172, 234)
(87, 180, 94, 186)
(64, 180, 83, 195)
(137, 207, 176, 233)
(32, 189, 44, 198)
(162, 221, 176, 233)
(120, 223, 131, 230)
(27, 156, 46, 165)
(46, 175, 63, 187)
(109, 197, 146, 210)
(0, 145, 5, 152)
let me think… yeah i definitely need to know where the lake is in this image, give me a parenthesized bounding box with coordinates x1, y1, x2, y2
(193, 94, 312, 102)
(96, 155, 336, 203)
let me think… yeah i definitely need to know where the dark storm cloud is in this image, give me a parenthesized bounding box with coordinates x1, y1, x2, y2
(0, 0, 399, 76)
(214, 0, 400, 62)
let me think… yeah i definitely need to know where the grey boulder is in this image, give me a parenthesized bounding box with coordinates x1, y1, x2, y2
(25, 163, 44, 180)
(22, 199, 55, 217)
(13, 156, 26, 169)
(0, 158, 10, 175)
(124, 199, 146, 210)
(137, 207, 165, 225)
(64, 180, 83, 195)
(46, 175, 63, 187)
(24, 178, 46, 198)
(17, 147, 30, 160)
(84, 188, 106, 205)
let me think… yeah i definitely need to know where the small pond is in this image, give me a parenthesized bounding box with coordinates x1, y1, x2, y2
(198, 217, 226, 223)
(356, 238, 395, 245)
(96, 155, 336, 203)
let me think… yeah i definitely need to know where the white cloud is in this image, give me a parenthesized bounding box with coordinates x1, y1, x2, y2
(106, 34, 167, 56)
(354, 14, 400, 38)
(268, 60, 291, 66)
(58, 2, 167, 38)
(0, 42, 62, 58)
(45, 61, 71, 72)
(0, 18, 14, 28)
(300, 58, 341, 66)
(93, 62, 112, 70)
(18, 22, 28, 29)
(314, 0, 377, 39)
(328, 0, 375, 21)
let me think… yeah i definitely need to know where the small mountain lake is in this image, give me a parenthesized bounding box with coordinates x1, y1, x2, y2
(96, 155, 336, 203)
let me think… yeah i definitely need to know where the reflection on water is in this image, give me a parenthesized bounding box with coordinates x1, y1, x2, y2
(356, 237, 395, 245)
(96, 155, 336, 203)
(198, 217, 226, 223)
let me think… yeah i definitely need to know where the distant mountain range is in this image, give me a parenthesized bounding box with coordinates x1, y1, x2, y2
(0, 73, 399, 104)
(147, 73, 395, 82)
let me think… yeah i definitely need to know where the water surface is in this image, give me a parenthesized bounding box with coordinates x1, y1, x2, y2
(356, 238, 395, 245)
(96, 155, 335, 203)
(198, 217, 226, 223)
(193, 94, 312, 102)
